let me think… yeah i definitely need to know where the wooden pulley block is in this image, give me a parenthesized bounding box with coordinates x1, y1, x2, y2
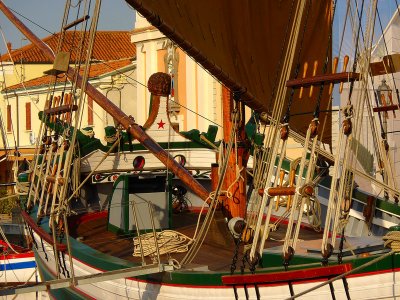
(310, 119, 319, 138)
(340, 196, 351, 213)
(299, 183, 314, 197)
(42, 135, 52, 145)
(63, 140, 70, 151)
(342, 118, 352, 136)
(322, 243, 333, 259)
(39, 144, 46, 154)
(280, 124, 289, 140)
(51, 142, 58, 152)
(241, 227, 254, 244)
(283, 246, 294, 262)
(383, 140, 389, 152)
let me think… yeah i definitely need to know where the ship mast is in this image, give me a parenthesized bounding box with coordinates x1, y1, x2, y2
(222, 87, 248, 218)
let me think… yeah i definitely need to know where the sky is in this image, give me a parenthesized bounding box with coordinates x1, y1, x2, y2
(0, 0, 135, 53)
(333, 1, 399, 56)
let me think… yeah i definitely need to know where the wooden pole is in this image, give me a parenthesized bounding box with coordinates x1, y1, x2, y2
(222, 87, 248, 218)
(0, 1, 210, 203)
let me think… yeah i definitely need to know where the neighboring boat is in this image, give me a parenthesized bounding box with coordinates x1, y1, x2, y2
(0, 240, 37, 294)
(2, 0, 400, 299)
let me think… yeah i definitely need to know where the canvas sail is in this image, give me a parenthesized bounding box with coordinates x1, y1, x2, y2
(127, 0, 333, 144)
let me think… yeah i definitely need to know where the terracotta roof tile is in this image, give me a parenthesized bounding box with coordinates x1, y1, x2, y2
(0, 31, 136, 63)
(3, 59, 133, 92)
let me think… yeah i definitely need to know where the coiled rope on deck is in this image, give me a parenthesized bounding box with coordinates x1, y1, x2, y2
(383, 231, 400, 252)
(132, 230, 193, 257)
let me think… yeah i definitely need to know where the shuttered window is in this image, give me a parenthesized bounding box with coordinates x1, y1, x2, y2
(88, 97, 93, 125)
(26, 102, 31, 130)
(7, 105, 11, 132)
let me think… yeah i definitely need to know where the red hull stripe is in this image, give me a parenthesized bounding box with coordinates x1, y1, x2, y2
(2, 252, 34, 259)
(21, 211, 67, 252)
(222, 263, 352, 285)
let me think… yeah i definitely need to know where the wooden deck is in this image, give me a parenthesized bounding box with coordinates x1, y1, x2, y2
(69, 210, 324, 272)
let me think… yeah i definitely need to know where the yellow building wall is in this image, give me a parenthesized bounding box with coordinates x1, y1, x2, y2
(2, 63, 51, 88)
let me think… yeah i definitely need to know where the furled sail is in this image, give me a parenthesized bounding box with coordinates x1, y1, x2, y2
(127, 0, 333, 144)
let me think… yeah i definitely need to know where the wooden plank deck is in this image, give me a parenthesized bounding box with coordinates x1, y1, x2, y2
(69, 211, 324, 272)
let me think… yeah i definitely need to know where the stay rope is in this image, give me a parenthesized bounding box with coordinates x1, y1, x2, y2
(245, 0, 309, 263)
(180, 109, 240, 266)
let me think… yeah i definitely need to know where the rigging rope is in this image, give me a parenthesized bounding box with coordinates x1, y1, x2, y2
(180, 108, 240, 266)
(56, 0, 102, 224)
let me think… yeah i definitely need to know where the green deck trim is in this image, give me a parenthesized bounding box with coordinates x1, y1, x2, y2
(344, 251, 399, 275)
(180, 125, 219, 148)
(261, 251, 322, 268)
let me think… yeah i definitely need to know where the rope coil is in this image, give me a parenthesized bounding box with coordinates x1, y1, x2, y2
(383, 231, 400, 252)
(132, 230, 193, 257)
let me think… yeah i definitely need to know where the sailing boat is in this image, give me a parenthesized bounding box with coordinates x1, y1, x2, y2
(2, 0, 400, 299)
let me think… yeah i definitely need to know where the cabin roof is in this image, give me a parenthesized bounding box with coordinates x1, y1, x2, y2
(2, 59, 134, 93)
(0, 31, 136, 63)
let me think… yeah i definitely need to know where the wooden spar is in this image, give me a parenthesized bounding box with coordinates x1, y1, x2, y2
(258, 185, 314, 197)
(0, 1, 210, 203)
(259, 187, 296, 197)
(286, 71, 359, 89)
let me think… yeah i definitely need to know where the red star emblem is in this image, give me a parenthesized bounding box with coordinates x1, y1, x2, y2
(157, 119, 166, 129)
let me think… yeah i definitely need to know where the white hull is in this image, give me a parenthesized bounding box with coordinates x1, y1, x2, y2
(31, 229, 400, 300)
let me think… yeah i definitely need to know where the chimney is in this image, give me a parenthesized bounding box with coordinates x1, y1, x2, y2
(6, 42, 12, 52)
